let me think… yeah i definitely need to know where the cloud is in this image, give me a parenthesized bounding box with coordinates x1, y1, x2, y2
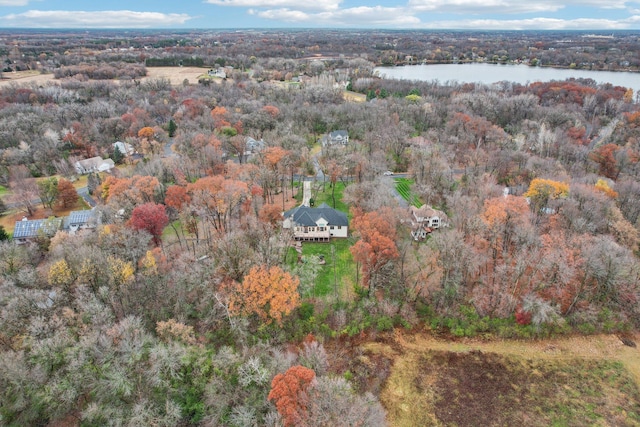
(206, 0, 341, 12)
(0, 10, 193, 28)
(407, 0, 633, 14)
(255, 6, 420, 27)
(423, 16, 640, 30)
(0, 0, 32, 5)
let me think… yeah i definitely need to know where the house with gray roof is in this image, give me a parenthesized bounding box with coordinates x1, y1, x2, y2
(283, 202, 348, 242)
(74, 156, 114, 175)
(13, 217, 63, 244)
(13, 209, 97, 243)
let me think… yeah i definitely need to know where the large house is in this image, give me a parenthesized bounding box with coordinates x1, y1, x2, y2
(408, 204, 448, 240)
(74, 156, 114, 175)
(283, 203, 348, 242)
(13, 217, 63, 244)
(321, 130, 349, 147)
(13, 209, 98, 243)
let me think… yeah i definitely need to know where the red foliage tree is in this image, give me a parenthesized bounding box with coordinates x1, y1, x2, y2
(128, 202, 169, 246)
(268, 365, 316, 427)
(590, 143, 621, 180)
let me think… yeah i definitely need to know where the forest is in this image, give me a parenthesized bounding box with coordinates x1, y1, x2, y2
(1, 29, 640, 426)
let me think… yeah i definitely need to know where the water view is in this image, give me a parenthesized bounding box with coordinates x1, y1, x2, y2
(376, 63, 640, 94)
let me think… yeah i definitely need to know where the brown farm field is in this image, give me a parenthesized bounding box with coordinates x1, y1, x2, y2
(0, 67, 209, 87)
(331, 330, 640, 427)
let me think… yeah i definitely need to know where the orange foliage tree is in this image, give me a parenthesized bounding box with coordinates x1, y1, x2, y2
(186, 175, 250, 232)
(229, 265, 300, 325)
(56, 178, 79, 208)
(268, 365, 316, 427)
(165, 185, 190, 211)
(137, 126, 155, 140)
(481, 195, 530, 259)
(100, 175, 161, 211)
(350, 207, 399, 295)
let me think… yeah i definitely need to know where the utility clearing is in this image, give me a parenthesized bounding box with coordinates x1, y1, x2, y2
(352, 331, 640, 427)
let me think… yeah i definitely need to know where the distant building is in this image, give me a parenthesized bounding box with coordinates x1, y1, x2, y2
(283, 203, 349, 242)
(74, 156, 114, 175)
(321, 130, 349, 147)
(408, 204, 448, 240)
(113, 141, 135, 156)
(245, 137, 266, 154)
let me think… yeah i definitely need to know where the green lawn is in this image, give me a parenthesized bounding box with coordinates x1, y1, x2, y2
(394, 178, 422, 207)
(288, 238, 356, 300)
(311, 181, 349, 213)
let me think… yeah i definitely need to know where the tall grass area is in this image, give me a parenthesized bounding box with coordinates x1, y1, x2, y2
(394, 178, 422, 207)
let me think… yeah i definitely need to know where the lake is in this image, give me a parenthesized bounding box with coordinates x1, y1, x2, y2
(375, 63, 640, 95)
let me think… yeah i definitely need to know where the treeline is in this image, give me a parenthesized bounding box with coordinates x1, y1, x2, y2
(145, 56, 205, 67)
(52, 62, 147, 80)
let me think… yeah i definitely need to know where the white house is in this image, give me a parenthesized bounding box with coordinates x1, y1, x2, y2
(409, 204, 448, 240)
(74, 157, 114, 175)
(321, 130, 349, 147)
(113, 141, 135, 156)
(283, 203, 348, 242)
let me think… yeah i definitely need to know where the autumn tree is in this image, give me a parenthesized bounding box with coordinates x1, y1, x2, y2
(37, 177, 58, 210)
(229, 265, 300, 325)
(101, 175, 161, 213)
(56, 178, 78, 208)
(186, 175, 250, 233)
(350, 207, 399, 296)
(482, 195, 531, 259)
(128, 202, 169, 246)
(268, 365, 316, 427)
(590, 143, 621, 180)
(523, 178, 569, 214)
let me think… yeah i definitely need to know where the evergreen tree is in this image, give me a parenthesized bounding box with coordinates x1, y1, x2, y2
(0, 225, 8, 241)
(167, 119, 177, 137)
(112, 145, 124, 165)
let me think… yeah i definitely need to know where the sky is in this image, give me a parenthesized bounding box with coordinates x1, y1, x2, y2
(1, 0, 640, 30)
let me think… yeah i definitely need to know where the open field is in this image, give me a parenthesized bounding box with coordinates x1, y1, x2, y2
(358, 331, 640, 427)
(0, 67, 209, 87)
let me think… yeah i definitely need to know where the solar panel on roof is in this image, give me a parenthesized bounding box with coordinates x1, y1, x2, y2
(13, 218, 62, 239)
(69, 210, 92, 224)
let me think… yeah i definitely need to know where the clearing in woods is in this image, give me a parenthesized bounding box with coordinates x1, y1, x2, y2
(334, 330, 640, 427)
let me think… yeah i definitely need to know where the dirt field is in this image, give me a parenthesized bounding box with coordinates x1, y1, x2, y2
(0, 67, 209, 88)
(330, 330, 640, 427)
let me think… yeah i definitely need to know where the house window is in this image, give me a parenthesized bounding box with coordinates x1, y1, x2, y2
(330, 226, 334, 230)
(319, 227, 325, 231)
